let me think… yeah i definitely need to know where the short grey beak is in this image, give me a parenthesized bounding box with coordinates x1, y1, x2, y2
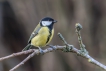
(53, 20, 57, 23)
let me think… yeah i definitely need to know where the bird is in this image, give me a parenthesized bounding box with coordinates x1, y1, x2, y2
(22, 17, 57, 53)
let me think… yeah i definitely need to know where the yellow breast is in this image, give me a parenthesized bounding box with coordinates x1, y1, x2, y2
(31, 27, 54, 47)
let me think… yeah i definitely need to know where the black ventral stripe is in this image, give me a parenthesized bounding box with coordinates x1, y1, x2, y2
(46, 23, 53, 44)
(46, 30, 52, 44)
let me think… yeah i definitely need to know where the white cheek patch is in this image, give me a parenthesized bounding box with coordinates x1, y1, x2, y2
(42, 21, 52, 26)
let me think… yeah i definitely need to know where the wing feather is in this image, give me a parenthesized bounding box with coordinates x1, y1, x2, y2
(28, 24, 41, 43)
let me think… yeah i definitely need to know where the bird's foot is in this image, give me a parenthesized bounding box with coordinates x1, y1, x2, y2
(38, 47, 44, 55)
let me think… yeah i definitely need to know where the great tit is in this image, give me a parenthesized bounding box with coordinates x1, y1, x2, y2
(22, 17, 57, 53)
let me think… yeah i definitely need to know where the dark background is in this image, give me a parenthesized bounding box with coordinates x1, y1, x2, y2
(0, 0, 106, 71)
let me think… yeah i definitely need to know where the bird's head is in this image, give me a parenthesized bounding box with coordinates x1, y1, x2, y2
(40, 17, 57, 27)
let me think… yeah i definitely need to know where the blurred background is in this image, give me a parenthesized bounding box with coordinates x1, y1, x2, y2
(0, 0, 106, 71)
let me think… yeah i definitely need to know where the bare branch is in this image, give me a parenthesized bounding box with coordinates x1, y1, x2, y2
(0, 42, 105, 71)
(0, 23, 105, 71)
(9, 43, 106, 70)
(9, 45, 64, 71)
(58, 32, 106, 70)
(0, 49, 35, 62)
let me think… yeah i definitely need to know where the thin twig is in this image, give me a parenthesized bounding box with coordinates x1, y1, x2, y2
(75, 23, 85, 50)
(0, 49, 35, 62)
(10, 50, 38, 71)
(75, 23, 88, 55)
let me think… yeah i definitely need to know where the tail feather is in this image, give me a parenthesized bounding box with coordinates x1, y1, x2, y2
(22, 44, 32, 51)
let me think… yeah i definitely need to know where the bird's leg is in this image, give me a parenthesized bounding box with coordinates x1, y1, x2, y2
(47, 45, 56, 50)
(38, 47, 44, 54)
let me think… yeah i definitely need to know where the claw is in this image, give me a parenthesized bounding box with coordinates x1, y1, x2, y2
(38, 47, 44, 55)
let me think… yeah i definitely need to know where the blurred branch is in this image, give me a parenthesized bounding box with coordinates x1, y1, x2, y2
(0, 49, 35, 62)
(0, 23, 106, 71)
